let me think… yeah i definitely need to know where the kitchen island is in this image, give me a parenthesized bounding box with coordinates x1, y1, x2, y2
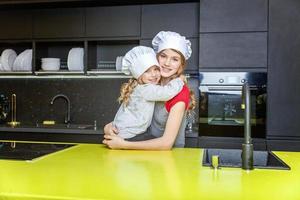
(0, 144, 299, 200)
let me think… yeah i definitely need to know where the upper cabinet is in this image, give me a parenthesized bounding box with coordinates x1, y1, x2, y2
(200, 0, 268, 32)
(85, 6, 141, 38)
(141, 3, 199, 38)
(200, 32, 267, 69)
(0, 10, 32, 39)
(33, 8, 85, 38)
(0, 3, 200, 74)
(267, 0, 300, 138)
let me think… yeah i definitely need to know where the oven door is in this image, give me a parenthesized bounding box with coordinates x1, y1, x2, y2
(199, 85, 266, 138)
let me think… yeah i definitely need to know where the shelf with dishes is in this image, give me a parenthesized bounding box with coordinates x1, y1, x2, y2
(0, 39, 141, 77)
(0, 42, 33, 74)
(34, 41, 85, 75)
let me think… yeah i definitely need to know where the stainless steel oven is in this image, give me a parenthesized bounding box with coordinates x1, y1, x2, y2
(198, 72, 267, 138)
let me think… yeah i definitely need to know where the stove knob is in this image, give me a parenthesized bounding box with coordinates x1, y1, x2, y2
(241, 79, 246, 83)
(219, 79, 224, 83)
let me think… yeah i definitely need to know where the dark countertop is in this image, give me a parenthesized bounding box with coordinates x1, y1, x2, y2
(0, 123, 199, 144)
(0, 123, 102, 134)
(0, 123, 104, 144)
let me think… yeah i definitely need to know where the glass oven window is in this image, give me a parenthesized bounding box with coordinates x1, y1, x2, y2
(199, 89, 266, 138)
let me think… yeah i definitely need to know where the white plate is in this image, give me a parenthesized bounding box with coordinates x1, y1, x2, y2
(1, 49, 17, 71)
(13, 49, 28, 71)
(0, 56, 3, 71)
(115, 56, 123, 71)
(22, 49, 32, 71)
(67, 48, 84, 71)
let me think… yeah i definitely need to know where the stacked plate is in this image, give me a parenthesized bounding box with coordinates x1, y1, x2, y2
(12, 49, 32, 71)
(115, 56, 123, 71)
(0, 49, 17, 71)
(67, 47, 84, 71)
(41, 58, 60, 71)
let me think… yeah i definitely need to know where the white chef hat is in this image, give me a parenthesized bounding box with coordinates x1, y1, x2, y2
(152, 31, 192, 60)
(122, 46, 159, 79)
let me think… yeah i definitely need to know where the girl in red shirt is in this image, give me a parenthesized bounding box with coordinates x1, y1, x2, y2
(103, 31, 196, 150)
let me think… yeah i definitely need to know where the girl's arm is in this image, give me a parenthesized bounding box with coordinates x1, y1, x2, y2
(141, 78, 184, 101)
(103, 102, 186, 150)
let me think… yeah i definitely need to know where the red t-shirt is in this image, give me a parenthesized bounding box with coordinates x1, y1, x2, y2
(165, 85, 190, 113)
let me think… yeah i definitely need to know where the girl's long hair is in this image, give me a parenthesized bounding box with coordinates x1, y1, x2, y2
(157, 49, 196, 111)
(118, 78, 139, 106)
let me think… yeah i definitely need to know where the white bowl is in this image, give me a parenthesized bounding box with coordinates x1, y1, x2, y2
(41, 58, 60, 71)
(41, 58, 60, 63)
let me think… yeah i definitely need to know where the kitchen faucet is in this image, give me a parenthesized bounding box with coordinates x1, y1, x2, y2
(50, 94, 71, 124)
(7, 94, 20, 126)
(241, 82, 254, 170)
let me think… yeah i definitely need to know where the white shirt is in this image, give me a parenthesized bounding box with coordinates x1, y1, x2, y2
(113, 78, 184, 139)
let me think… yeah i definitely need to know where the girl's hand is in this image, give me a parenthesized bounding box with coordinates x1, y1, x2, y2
(102, 133, 125, 149)
(104, 122, 119, 135)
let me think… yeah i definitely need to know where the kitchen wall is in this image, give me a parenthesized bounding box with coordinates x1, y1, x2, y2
(0, 77, 125, 128)
(0, 77, 199, 129)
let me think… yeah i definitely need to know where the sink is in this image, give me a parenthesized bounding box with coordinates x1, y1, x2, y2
(0, 142, 74, 161)
(202, 148, 290, 170)
(36, 123, 94, 130)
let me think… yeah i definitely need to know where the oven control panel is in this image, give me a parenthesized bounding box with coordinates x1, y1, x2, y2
(199, 72, 267, 86)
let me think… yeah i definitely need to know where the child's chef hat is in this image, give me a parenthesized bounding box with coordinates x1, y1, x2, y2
(122, 46, 159, 79)
(152, 31, 192, 60)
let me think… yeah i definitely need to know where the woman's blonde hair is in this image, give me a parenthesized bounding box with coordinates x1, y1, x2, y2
(118, 78, 139, 106)
(157, 49, 196, 111)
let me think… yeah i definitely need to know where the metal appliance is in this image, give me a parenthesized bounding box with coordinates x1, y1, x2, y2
(198, 72, 267, 138)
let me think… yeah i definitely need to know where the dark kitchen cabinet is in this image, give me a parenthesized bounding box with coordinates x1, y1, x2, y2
(85, 6, 141, 38)
(185, 137, 198, 148)
(141, 3, 199, 39)
(199, 0, 268, 32)
(267, 0, 300, 138)
(0, 10, 32, 39)
(199, 32, 267, 69)
(140, 38, 199, 73)
(33, 8, 85, 38)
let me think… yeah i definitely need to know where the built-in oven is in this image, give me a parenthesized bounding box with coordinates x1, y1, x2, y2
(198, 72, 267, 138)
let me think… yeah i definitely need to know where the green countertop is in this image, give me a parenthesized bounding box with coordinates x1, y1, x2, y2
(0, 144, 300, 200)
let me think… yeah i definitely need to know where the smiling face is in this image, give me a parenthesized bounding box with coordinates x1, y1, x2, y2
(139, 65, 161, 84)
(157, 49, 185, 81)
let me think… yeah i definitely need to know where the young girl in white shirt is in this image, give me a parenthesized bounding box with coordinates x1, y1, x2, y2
(113, 46, 184, 139)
